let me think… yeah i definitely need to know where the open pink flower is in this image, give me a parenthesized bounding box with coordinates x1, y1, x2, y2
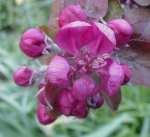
(56, 21, 116, 55)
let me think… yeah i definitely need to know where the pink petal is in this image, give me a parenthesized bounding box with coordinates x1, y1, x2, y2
(56, 21, 96, 55)
(92, 22, 116, 54)
(56, 21, 116, 55)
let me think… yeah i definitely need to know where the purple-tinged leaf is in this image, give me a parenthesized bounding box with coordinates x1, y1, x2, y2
(124, 6, 150, 43)
(48, 0, 108, 28)
(118, 42, 150, 87)
(102, 90, 121, 111)
(78, 0, 108, 19)
(133, 0, 150, 6)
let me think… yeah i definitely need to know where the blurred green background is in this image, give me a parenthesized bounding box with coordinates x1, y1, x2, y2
(0, 0, 150, 137)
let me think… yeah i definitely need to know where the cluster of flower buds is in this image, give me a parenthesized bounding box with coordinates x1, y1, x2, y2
(13, 4, 133, 125)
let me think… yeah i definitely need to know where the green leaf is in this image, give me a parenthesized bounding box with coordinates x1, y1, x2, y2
(105, 0, 123, 21)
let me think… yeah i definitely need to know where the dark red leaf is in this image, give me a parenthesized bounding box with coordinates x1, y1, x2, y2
(118, 42, 150, 87)
(78, 0, 108, 19)
(48, 0, 108, 28)
(102, 91, 121, 111)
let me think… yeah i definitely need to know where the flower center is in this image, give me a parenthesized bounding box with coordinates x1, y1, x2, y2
(67, 49, 111, 82)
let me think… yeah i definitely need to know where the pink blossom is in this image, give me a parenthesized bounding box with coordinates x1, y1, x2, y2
(20, 28, 46, 58)
(58, 5, 87, 27)
(56, 21, 116, 55)
(13, 66, 34, 87)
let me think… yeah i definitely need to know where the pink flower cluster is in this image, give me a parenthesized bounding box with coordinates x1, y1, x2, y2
(13, 5, 133, 125)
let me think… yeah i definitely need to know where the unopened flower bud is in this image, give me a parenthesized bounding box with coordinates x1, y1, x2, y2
(20, 28, 46, 58)
(58, 5, 87, 27)
(122, 64, 132, 85)
(71, 101, 89, 118)
(57, 90, 74, 116)
(36, 103, 56, 125)
(72, 75, 96, 101)
(108, 19, 133, 46)
(13, 66, 34, 87)
(46, 56, 70, 86)
(87, 93, 104, 109)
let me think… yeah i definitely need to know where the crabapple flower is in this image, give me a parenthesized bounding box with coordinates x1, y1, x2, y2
(20, 28, 47, 58)
(13, 3, 134, 126)
(58, 5, 87, 27)
(46, 55, 70, 86)
(56, 21, 116, 55)
(13, 66, 34, 87)
(108, 19, 133, 46)
(37, 103, 57, 125)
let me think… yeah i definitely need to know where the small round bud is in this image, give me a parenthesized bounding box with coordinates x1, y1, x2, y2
(87, 93, 104, 109)
(20, 28, 46, 58)
(36, 103, 56, 125)
(108, 19, 133, 46)
(122, 64, 132, 85)
(58, 5, 87, 27)
(13, 66, 34, 87)
(46, 56, 70, 86)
